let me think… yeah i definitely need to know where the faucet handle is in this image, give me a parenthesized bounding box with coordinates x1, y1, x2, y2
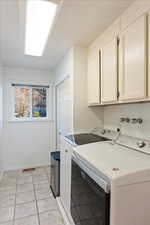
(120, 117, 125, 123)
(137, 118, 143, 124)
(125, 118, 130, 123)
(120, 117, 130, 123)
(131, 118, 143, 124)
(131, 118, 137, 124)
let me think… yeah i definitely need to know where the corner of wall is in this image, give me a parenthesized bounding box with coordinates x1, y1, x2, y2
(0, 171, 3, 182)
(73, 46, 104, 132)
(0, 58, 3, 174)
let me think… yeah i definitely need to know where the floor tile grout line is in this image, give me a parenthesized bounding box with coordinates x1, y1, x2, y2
(12, 170, 34, 224)
(12, 212, 38, 223)
(33, 169, 53, 225)
(15, 199, 36, 206)
(0, 172, 18, 224)
(12, 171, 19, 225)
(33, 180, 41, 225)
(15, 173, 36, 221)
(15, 178, 38, 223)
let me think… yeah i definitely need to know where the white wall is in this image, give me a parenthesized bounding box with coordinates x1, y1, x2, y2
(2, 67, 54, 171)
(54, 48, 74, 85)
(0, 59, 3, 173)
(104, 103, 150, 140)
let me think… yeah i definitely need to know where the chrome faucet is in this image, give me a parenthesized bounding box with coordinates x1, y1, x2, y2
(113, 128, 121, 143)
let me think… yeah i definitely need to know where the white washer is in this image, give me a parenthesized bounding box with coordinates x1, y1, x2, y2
(74, 135, 150, 225)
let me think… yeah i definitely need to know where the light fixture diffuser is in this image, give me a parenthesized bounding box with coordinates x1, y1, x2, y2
(25, 0, 57, 56)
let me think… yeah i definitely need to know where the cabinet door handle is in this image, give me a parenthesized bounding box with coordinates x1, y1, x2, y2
(65, 149, 68, 153)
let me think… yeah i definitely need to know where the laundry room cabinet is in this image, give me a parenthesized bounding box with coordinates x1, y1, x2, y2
(101, 38, 118, 103)
(87, 50, 101, 105)
(119, 15, 147, 101)
(87, 13, 149, 106)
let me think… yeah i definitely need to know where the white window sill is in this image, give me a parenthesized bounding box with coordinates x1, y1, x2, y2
(8, 119, 54, 123)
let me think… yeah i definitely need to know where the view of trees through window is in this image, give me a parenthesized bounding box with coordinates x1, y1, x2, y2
(32, 88, 47, 117)
(15, 88, 30, 118)
(15, 87, 47, 118)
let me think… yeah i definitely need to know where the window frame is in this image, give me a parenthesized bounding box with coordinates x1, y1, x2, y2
(10, 83, 51, 122)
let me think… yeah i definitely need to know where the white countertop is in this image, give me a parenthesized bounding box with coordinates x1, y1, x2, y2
(74, 141, 150, 186)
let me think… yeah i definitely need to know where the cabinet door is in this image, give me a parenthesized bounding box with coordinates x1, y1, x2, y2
(60, 140, 72, 212)
(87, 51, 100, 105)
(119, 15, 147, 101)
(101, 38, 118, 103)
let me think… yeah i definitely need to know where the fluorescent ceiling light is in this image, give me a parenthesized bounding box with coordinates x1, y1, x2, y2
(25, 0, 57, 56)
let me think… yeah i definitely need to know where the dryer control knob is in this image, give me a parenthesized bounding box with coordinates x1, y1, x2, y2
(137, 140, 146, 148)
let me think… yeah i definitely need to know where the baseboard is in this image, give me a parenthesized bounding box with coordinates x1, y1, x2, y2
(3, 163, 50, 172)
(56, 197, 74, 225)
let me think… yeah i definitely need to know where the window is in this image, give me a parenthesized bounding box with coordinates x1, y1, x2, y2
(32, 88, 47, 117)
(12, 84, 49, 120)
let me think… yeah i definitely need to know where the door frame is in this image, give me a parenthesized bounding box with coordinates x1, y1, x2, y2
(54, 75, 70, 151)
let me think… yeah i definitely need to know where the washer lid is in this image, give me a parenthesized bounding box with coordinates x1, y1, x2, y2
(74, 142, 150, 186)
(65, 133, 110, 145)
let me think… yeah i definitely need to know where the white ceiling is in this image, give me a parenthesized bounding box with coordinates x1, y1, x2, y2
(0, 0, 134, 71)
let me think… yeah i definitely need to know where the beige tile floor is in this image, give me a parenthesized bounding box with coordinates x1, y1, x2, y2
(0, 166, 65, 225)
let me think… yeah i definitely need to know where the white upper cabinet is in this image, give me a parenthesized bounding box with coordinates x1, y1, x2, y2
(119, 15, 147, 101)
(87, 51, 100, 105)
(101, 38, 118, 103)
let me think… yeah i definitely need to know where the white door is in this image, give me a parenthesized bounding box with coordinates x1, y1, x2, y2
(87, 51, 100, 105)
(101, 38, 118, 103)
(119, 15, 147, 101)
(56, 77, 73, 151)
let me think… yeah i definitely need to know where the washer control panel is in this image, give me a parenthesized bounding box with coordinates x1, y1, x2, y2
(117, 135, 150, 155)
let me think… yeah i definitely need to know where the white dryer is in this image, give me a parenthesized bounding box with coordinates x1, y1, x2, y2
(73, 135, 150, 225)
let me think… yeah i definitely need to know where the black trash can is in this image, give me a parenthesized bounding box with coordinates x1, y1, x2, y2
(50, 151, 60, 198)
